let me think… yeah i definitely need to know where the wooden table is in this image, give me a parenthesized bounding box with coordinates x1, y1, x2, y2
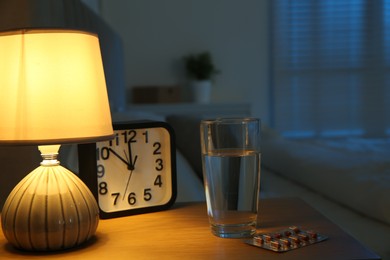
(0, 198, 380, 259)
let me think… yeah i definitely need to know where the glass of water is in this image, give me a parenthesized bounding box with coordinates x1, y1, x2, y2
(200, 117, 261, 238)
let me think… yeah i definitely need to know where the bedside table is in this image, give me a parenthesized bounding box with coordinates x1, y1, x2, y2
(0, 198, 380, 259)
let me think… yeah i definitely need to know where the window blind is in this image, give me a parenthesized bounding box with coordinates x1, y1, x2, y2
(271, 0, 390, 138)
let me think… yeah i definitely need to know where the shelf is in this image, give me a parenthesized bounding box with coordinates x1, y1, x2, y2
(114, 102, 252, 119)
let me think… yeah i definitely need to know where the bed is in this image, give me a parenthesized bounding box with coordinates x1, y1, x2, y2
(261, 133, 390, 259)
(261, 132, 390, 225)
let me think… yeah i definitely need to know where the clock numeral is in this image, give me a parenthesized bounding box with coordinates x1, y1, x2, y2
(128, 192, 136, 205)
(122, 130, 137, 143)
(153, 142, 162, 154)
(143, 130, 149, 143)
(97, 164, 105, 178)
(99, 182, 108, 195)
(111, 192, 120, 205)
(154, 175, 163, 187)
(144, 188, 152, 201)
(97, 147, 110, 160)
(155, 158, 163, 171)
(109, 133, 120, 146)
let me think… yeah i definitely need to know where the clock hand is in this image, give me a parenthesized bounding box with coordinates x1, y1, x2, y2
(122, 141, 139, 200)
(127, 140, 134, 169)
(123, 169, 133, 200)
(123, 151, 138, 171)
(109, 147, 135, 200)
(108, 148, 131, 167)
(127, 141, 139, 170)
(132, 155, 138, 167)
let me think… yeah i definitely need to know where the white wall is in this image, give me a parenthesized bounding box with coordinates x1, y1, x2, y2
(100, 0, 269, 122)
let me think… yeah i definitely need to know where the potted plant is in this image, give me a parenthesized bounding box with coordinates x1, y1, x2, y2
(183, 51, 219, 103)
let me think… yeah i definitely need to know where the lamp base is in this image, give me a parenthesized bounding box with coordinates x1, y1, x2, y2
(1, 145, 99, 251)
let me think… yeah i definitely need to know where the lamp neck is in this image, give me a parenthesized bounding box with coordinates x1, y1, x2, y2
(38, 145, 61, 166)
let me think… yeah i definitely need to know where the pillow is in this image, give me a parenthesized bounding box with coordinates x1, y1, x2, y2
(166, 115, 203, 180)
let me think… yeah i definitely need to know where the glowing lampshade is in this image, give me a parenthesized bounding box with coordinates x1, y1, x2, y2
(0, 29, 113, 144)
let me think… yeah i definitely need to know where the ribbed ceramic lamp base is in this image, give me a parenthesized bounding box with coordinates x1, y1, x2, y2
(1, 164, 99, 251)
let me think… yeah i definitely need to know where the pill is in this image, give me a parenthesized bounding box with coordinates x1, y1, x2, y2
(307, 230, 318, 239)
(289, 235, 300, 244)
(253, 236, 264, 244)
(280, 238, 291, 247)
(273, 233, 282, 239)
(289, 226, 300, 233)
(270, 240, 281, 250)
(263, 234, 272, 242)
(298, 233, 309, 241)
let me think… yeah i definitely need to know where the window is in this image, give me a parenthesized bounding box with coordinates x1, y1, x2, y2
(270, 0, 390, 138)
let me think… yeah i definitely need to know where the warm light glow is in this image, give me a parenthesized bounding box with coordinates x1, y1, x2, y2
(0, 29, 113, 144)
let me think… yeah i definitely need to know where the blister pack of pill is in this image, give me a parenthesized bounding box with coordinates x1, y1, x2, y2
(244, 226, 328, 252)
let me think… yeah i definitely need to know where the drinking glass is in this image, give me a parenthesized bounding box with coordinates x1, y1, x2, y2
(200, 117, 261, 238)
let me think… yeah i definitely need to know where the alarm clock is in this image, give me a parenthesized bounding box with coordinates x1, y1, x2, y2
(78, 120, 177, 219)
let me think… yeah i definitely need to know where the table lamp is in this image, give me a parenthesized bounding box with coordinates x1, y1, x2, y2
(0, 29, 114, 251)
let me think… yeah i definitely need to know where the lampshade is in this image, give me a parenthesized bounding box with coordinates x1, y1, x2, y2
(0, 29, 113, 144)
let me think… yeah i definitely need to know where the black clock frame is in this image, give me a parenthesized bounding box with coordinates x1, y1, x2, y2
(78, 120, 177, 219)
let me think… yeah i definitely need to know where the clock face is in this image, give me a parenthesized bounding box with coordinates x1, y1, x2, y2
(95, 123, 176, 216)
